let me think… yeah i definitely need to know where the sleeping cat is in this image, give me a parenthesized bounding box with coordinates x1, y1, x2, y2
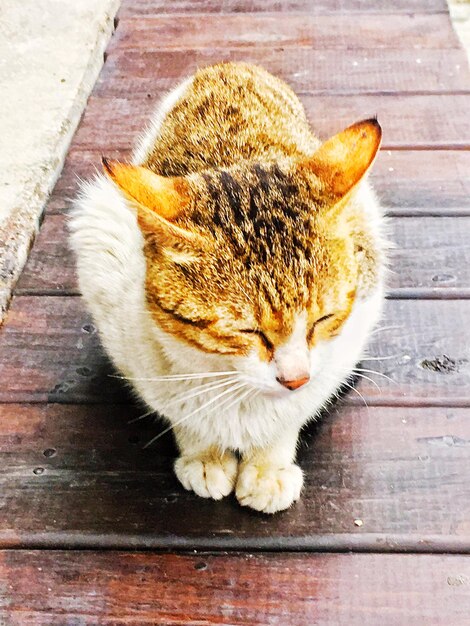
(70, 62, 386, 514)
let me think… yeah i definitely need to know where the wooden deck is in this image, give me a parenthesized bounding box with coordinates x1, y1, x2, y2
(2, 0, 470, 623)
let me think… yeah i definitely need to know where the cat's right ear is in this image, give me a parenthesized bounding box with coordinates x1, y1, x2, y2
(304, 118, 382, 202)
(102, 158, 206, 252)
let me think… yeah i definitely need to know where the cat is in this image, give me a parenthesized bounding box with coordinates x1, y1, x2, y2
(70, 62, 386, 514)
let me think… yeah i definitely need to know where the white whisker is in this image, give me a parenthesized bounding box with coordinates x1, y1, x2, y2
(342, 380, 369, 409)
(353, 367, 395, 384)
(162, 377, 237, 409)
(318, 371, 370, 410)
(370, 324, 403, 336)
(128, 407, 155, 424)
(219, 385, 257, 416)
(143, 381, 247, 448)
(128, 377, 241, 424)
(336, 366, 395, 385)
(349, 372, 380, 392)
(206, 384, 253, 418)
(361, 354, 401, 361)
(110, 370, 239, 382)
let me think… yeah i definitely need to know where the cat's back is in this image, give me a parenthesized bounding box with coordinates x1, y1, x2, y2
(138, 62, 319, 176)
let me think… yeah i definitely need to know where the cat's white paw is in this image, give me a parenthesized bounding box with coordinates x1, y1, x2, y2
(174, 450, 238, 500)
(235, 462, 303, 514)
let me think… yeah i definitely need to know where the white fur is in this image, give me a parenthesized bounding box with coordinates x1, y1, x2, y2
(70, 77, 385, 513)
(273, 312, 310, 384)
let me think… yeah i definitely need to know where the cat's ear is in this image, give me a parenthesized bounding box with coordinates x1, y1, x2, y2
(304, 118, 382, 201)
(102, 158, 205, 251)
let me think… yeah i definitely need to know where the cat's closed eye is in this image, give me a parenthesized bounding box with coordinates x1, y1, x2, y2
(315, 313, 334, 325)
(240, 328, 274, 352)
(307, 313, 334, 341)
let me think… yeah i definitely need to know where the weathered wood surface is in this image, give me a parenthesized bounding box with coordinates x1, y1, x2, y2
(1, 404, 470, 549)
(114, 14, 460, 50)
(15, 214, 470, 297)
(1, 296, 469, 405)
(72, 94, 470, 151)
(46, 147, 470, 213)
(96, 48, 470, 97)
(2, 551, 470, 626)
(389, 217, 470, 297)
(2, 0, 470, 619)
(118, 0, 449, 17)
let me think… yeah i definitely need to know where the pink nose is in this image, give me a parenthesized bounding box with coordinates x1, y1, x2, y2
(276, 375, 310, 391)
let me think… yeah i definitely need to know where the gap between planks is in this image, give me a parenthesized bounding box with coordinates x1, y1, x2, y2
(2, 534, 470, 554)
(12, 290, 470, 300)
(116, 0, 450, 18)
(1, 398, 470, 407)
(116, 11, 452, 18)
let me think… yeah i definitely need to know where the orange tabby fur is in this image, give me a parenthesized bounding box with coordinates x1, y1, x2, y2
(104, 63, 382, 366)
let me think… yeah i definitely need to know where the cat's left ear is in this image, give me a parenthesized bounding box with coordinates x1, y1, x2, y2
(303, 118, 382, 201)
(102, 158, 189, 224)
(102, 159, 209, 258)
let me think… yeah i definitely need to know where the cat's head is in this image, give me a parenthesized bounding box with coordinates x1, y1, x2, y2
(103, 119, 381, 395)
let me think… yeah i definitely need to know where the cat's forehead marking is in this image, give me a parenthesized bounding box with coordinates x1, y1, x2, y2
(275, 311, 308, 352)
(219, 170, 244, 222)
(197, 163, 315, 266)
(257, 296, 301, 344)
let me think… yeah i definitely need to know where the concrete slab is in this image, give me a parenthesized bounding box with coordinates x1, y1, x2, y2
(0, 0, 120, 321)
(449, 0, 470, 63)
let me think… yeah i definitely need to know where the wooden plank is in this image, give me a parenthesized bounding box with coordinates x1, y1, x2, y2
(118, 0, 449, 17)
(389, 218, 470, 297)
(71, 94, 470, 152)
(377, 150, 470, 211)
(1, 404, 470, 548)
(0, 297, 469, 405)
(15, 215, 470, 298)
(46, 147, 470, 213)
(112, 14, 460, 50)
(0, 296, 127, 404)
(95, 48, 470, 97)
(15, 215, 75, 295)
(1, 552, 470, 626)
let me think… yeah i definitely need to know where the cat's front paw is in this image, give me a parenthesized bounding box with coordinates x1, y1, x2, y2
(235, 462, 303, 514)
(174, 450, 238, 500)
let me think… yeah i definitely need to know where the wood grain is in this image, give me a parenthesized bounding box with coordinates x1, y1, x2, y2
(15, 214, 470, 297)
(46, 146, 470, 213)
(15, 215, 75, 295)
(112, 14, 460, 50)
(118, 0, 449, 17)
(1, 404, 470, 548)
(376, 150, 470, 211)
(71, 93, 470, 152)
(388, 217, 470, 297)
(1, 551, 470, 626)
(0, 296, 469, 405)
(2, 0, 470, 618)
(0, 296, 127, 404)
(95, 47, 470, 97)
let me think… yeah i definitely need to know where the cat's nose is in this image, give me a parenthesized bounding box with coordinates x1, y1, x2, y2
(276, 375, 310, 391)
